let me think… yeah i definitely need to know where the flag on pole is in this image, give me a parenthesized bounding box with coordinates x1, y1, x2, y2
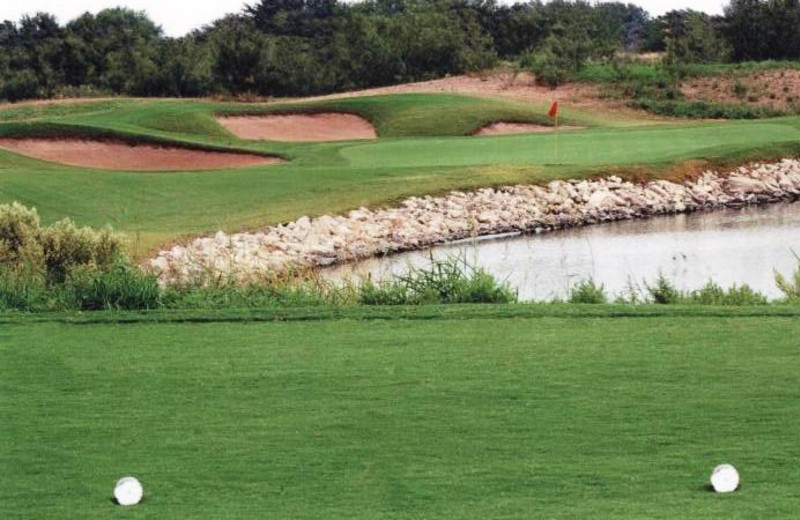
(548, 101, 559, 119)
(549, 101, 560, 164)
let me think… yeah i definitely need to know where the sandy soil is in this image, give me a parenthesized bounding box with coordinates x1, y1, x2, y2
(296, 72, 605, 107)
(681, 69, 800, 112)
(218, 113, 377, 142)
(0, 138, 282, 171)
(474, 122, 585, 136)
(0, 72, 660, 125)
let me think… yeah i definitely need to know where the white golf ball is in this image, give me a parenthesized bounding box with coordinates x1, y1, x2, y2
(114, 476, 144, 506)
(710, 464, 739, 493)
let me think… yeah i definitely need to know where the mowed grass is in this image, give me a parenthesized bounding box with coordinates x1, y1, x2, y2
(1, 307, 799, 518)
(1, 95, 800, 255)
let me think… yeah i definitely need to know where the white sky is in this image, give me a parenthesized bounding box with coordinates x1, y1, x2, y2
(1, 0, 728, 38)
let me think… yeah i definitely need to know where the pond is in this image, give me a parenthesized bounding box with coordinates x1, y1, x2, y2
(323, 202, 800, 301)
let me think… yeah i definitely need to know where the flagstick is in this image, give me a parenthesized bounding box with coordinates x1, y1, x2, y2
(555, 113, 560, 164)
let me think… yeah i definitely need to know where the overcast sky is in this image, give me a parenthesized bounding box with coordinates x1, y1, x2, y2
(2, 0, 728, 37)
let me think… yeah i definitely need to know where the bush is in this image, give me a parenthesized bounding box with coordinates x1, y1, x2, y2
(569, 279, 607, 304)
(526, 32, 593, 88)
(775, 253, 800, 302)
(0, 202, 43, 268)
(646, 274, 681, 304)
(358, 256, 517, 305)
(0, 202, 124, 284)
(685, 281, 768, 306)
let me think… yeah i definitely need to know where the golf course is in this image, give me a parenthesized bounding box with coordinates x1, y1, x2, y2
(2, 93, 800, 256)
(1, 84, 799, 517)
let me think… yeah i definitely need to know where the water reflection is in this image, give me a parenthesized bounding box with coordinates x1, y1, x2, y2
(322, 202, 800, 301)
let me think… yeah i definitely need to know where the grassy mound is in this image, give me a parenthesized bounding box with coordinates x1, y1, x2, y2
(217, 94, 587, 137)
(0, 93, 799, 256)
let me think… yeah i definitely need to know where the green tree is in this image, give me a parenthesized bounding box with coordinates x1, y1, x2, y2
(207, 16, 267, 94)
(527, 26, 594, 87)
(665, 11, 730, 63)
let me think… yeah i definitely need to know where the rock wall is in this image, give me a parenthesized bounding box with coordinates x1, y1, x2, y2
(151, 159, 800, 284)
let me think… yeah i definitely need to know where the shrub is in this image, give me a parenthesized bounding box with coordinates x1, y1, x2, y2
(775, 253, 800, 301)
(569, 279, 607, 304)
(525, 32, 593, 88)
(358, 278, 410, 305)
(685, 281, 768, 306)
(358, 256, 517, 305)
(646, 274, 681, 304)
(0, 202, 124, 284)
(0, 202, 43, 269)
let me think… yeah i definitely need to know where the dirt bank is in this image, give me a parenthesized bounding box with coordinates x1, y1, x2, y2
(0, 138, 282, 171)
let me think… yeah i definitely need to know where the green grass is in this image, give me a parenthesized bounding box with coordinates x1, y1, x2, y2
(1, 306, 799, 518)
(216, 93, 591, 137)
(3, 91, 800, 519)
(1, 94, 799, 256)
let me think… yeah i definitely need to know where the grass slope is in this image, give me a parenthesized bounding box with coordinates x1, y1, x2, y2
(1, 307, 798, 518)
(0, 95, 799, 255)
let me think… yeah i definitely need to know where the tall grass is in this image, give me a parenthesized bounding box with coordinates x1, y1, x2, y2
(357, 256, 518, 305)
(775, 252, 800, 301)
(569, 279, 608, 304)
(569, 275, 769, 306)
(3, 202, 800, 311)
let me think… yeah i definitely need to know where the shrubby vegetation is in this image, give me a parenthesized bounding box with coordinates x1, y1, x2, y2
(571, 275, 771, 306)
(0, 202, 161, 311)
(358, 256, 517, 305)
(3, 1, 799, 102)
(0, 203, 517, 310)
(3, 203, 800, 312)
(0, 1, 698, 101)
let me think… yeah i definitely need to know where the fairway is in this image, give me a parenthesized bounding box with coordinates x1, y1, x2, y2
(1, 308, 799, 518)
(2, 95, 800, 256)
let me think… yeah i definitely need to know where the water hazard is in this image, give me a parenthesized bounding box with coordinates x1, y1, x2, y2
(323, 202, 800, 301)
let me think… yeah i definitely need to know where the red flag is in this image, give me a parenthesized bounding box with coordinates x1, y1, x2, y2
(548, 101, 559, 119)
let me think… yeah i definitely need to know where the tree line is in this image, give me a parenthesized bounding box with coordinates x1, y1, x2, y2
(0, 0, 797, 102)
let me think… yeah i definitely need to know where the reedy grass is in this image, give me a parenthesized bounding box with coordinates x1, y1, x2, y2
(572, 275, 770, 306)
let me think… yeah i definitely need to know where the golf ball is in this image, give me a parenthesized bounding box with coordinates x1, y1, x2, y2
(114, 476, 143, 506)
(710, 464, 739, 493)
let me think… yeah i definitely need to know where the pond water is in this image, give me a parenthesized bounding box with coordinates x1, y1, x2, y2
(322, 202, 800, 301)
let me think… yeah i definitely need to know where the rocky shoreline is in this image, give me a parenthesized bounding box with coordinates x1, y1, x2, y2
(151, 159, 800, 284)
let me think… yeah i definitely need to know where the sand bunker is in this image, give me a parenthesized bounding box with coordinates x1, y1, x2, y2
(474, 122, 584, 136)
(218, 113, 377, 142)
(0, 138, 281, 171)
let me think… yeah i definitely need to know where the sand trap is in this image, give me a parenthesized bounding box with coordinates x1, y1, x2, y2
(218, 113, 377, 142)
(0, 138, 282, 171)
(474, 122, 585, 136)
